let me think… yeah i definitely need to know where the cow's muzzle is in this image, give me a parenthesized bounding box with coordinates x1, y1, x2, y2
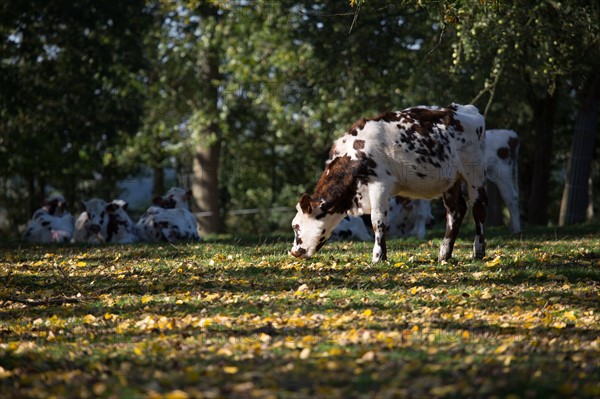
(290, 247, 308, 259)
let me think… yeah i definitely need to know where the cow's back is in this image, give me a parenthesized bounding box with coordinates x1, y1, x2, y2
(335, 104, 485, 200)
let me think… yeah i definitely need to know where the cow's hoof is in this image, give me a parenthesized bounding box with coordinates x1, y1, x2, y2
(473, 238, 485, 259)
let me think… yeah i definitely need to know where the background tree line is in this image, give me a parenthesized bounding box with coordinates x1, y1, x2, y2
(1, 0, 598, 238)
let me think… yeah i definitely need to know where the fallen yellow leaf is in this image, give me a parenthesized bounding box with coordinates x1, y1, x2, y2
(299, 347, 311, 359)
(164, 390, 191, 399)
(223, 366, 239, 374)
(485, 256, 502, 267)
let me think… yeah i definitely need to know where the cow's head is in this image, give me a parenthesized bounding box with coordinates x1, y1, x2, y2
(290, 194, 343, 259)
(43, 195, 68, 216)
(81, 198, 109, 238)
(106, 199, 131, 224)
(153, 187, 192, 209)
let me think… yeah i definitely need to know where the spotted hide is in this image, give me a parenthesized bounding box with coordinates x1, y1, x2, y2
(331, 130, 520, 240)
(136, 187, 200, 242)
(291, 104, 487, 263)
(330, 197, 433, 241)
(72, 198, 138, 243)
(105, 199, 138, 243)
(152, 187, 193, 210)
(386, 198, 434, 239)
(136, 207, 199, 242)
(23, 195, 74, 243)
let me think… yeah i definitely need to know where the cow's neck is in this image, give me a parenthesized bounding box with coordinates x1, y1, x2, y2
(312, 155, 367, 216)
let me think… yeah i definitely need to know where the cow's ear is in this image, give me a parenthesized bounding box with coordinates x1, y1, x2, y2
(120, 201, 128, 211)
(152, 196, 164, 206)
(106, 203, 119, 213)
(299, 193, 312, 215)
(185, 190, 192, 201)
(80, 200, 87, 211)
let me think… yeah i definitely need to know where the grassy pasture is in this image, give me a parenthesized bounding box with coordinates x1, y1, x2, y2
(1, 226, 599, 398)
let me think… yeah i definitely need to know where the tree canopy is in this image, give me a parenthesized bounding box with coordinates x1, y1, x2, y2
(1, 0, 598, 237)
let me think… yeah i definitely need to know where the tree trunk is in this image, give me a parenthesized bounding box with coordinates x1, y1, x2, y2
(193, 140, 222, 234)
(559, 76, 600, 225)
(527, 90, 557, 225)
(152, 166, 165, 198)
(191, 3, 222, 234)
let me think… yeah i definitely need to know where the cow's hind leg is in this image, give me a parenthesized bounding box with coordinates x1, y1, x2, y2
(438, 181, 467, 262)
(471, 186, 487, 259)
(495, 179, 521, 234)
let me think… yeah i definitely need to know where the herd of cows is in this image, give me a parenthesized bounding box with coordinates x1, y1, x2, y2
(24, 104, 520, 263)
(23, 187, 200, 244)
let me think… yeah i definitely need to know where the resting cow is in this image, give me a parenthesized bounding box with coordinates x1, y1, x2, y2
(291, 104, 487, 263)
(330, 197, 433, 241)
(136, 187, 200, 242)
(23, 195, 74, 243)
(72, 198, 137, 243)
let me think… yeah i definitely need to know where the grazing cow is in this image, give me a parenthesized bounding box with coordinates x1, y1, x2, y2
(73, 198, 138, 243)
(23, 195, 74, 243)
(136, 187, 200, 242)
(330, 197, 434, 241)
(290, 104, 487, 263)
(484, 129, 520, 233)
(330, 130, 521, 240)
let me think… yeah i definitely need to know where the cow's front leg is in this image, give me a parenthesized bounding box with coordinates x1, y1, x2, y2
(439, 181, 467, 262)
(369, 185, 389, 263)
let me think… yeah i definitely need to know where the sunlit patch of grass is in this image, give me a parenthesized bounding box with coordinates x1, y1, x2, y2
(1, 228, 599, 398)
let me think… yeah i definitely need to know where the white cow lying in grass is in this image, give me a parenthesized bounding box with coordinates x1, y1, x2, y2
(291, 104, 487, 263)
(329, 129, 521, 241)
(73, 198, 137, 243)
(329, 197, 433, 241)
(136, 187, 200, 242)
(23, 195, 74, 243)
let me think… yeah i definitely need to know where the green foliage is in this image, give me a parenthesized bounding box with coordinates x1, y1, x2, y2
(0, 0, 152, 220)
(1, 227, 599, 397)
(1, 0, 599, 236)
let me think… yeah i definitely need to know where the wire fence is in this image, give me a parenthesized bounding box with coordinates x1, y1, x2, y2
(194, 207, 293, 218)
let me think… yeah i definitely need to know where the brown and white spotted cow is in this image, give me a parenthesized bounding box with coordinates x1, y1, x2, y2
(330, 130, 521, 239)
(290, 104, 487, 263)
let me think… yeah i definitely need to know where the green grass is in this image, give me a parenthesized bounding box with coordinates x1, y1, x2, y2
(1, 226, 599, 398)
